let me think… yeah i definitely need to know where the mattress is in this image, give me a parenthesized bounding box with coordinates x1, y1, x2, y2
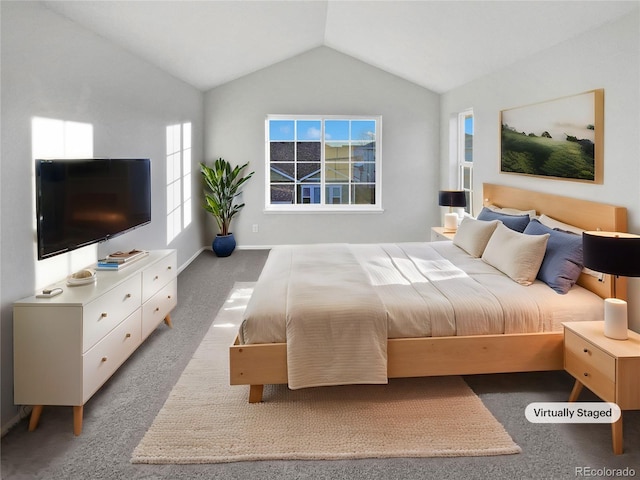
(240, 241, 603, 344)
(238, 242, 604, 389)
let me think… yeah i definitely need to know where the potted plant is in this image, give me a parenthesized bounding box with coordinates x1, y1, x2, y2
(200, 157, 254, 257)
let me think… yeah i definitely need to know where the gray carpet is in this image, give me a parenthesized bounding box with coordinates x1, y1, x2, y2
(2, 249, 639, 480)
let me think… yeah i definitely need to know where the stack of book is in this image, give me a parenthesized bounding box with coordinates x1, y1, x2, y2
(96, 249, 149, 270)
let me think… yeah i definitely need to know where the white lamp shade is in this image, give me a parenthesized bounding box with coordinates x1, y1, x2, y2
(604, 298, 628, 340)
(444, 213, 458, 231)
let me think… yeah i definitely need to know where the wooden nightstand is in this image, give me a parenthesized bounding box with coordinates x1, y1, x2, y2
(563, 321, 640, 454)
(430, 227, 455, 242)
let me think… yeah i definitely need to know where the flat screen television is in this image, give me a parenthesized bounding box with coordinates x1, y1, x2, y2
(35, 158, 151, 260)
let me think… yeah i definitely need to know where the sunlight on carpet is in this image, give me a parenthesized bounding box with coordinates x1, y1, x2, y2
(131, 282, 521, 464)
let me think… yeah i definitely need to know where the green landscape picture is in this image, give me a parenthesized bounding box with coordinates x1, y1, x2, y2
(500, 90, 601, 182)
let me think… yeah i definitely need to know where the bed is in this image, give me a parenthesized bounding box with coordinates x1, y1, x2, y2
(230, 183, 627, 402)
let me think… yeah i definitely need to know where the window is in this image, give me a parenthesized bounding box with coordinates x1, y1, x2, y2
(166, 122, 192, 243)
(266, 115, 381, 211)
(457, 110, 473, 214)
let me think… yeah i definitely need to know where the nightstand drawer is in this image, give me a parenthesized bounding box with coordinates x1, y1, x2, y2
(565, 330, 616, 401)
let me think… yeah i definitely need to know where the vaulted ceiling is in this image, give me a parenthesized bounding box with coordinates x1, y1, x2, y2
(42, 1, 638, 93)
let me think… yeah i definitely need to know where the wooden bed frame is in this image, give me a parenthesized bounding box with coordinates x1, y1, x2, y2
(230, 183, 627, 403)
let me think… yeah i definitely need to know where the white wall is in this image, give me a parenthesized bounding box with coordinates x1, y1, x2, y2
(204, 46, 440, 247)
(440, 10, 640, 331)
(0, 2, 205, 431)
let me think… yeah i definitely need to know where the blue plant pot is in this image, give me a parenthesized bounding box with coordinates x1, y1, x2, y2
(212, 233, 236, 257)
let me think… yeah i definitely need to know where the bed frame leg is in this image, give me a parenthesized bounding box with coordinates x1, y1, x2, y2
(249, 385, 264, 403)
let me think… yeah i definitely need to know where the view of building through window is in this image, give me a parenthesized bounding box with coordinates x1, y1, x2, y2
(458, 110, 473, 214)
(267, 116, 380, 210)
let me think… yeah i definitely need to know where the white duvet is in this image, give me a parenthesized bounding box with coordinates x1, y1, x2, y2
(239, 242, 603, 389)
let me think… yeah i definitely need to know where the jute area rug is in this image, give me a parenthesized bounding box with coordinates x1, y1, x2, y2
(132, 282, 521, 464)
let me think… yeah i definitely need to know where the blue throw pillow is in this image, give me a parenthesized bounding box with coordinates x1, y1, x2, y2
(477, 207, 530, 233)
(523, 219, 584, 294)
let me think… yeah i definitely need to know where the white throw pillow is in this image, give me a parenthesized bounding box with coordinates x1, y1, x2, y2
(486, 203, 537, 219)
(538, 214, 583, 235)
(453, 217, 500, 257)
(482, 223, 550, 285)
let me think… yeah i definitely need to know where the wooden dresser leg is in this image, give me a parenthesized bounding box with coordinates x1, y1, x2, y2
(28, 405, 43, 432)
(611, 415, 623, 455)
(164, 314, 173, 328)
(568, 380, 584, 402)
(249, 385, 264, 403)
(73, 406, 83, 436)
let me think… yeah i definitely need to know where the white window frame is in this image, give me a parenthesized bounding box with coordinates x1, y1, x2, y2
(457, 109, 473, 215)
(265, 115, 382, 213)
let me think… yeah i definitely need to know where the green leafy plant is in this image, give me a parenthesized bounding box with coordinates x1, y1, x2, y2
(200, 158, 254, 236)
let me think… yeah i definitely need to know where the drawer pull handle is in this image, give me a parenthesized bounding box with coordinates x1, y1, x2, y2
(583, 348, 589, 353)
(155, 307, 160, 313)
(154, 275, 159, 280)
(125, 333, 131, 338)
(101, 357, 108, 363)
(583, 372, 589, 377)
(100, 313, 108, 318)
(167, 295, 172, 299)
(167, 266, 172, 270)
(125, 293, 132, 299)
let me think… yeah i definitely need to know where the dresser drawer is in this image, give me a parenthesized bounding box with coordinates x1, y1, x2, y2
(142, 251, 177, 302)
(83, 273, 142, 352)
(142, 279, 177, 340)
(82, 309, 142, 402)
(565, 329, 616, 401)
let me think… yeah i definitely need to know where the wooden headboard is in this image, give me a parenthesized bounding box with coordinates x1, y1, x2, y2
(482, 183, 628, 300)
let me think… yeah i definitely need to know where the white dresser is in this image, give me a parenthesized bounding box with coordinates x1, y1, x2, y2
(13, 249, 177, 435)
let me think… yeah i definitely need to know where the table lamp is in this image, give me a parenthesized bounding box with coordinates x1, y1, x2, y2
(583, 231, 640, 340)
(438, 190, 467, 232)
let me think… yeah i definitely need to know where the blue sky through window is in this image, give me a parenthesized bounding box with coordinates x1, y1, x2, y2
(269, 120, 294, 141)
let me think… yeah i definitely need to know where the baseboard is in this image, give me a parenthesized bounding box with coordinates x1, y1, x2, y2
(236, 245, 274, 250)
(178, 246, 209, 274)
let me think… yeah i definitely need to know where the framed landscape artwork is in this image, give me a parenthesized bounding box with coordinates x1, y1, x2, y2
(500, 89, 603, 183)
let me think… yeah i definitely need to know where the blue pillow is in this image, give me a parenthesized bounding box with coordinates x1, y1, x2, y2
(523, 219, 584, 294)
(477, 207, 530, 232)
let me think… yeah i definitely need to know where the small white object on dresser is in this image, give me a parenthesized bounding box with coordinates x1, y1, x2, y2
(13, 249, 177, 436)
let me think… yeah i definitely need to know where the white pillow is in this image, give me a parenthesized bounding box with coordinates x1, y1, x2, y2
(486, 203, 537, 219)
(453, 217, 500, 257)
(538, 214, 583, 235)
(482, 223, 550, 285)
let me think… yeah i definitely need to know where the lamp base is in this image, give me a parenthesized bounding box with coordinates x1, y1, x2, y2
(443, 213, 458, 232)
(604, 298, 628, 340)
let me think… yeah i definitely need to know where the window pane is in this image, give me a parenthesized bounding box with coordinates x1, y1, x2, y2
(353, 185, 375, 204)
(465, 115, 473, 162)
(297, 162, 320, 182)
(270, 163, 294, 182)
(296, 142, 320, 161)
(351, 143, 375, 163)
(351, 120, 376, 142)
(325, 142, 349, 161)
(325, 120, 349, 141)
(270, 184, 294, 204)
(297, 185, 321, 204)
(269, 120, 294, 141)
(326, 185, 348, 204)
(352, 163, 375, 182)
(296, 120, 321, 140)
(463, 166, 471, 189)
(270, 142, 294, 161)
(325, 161, 349, 183)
